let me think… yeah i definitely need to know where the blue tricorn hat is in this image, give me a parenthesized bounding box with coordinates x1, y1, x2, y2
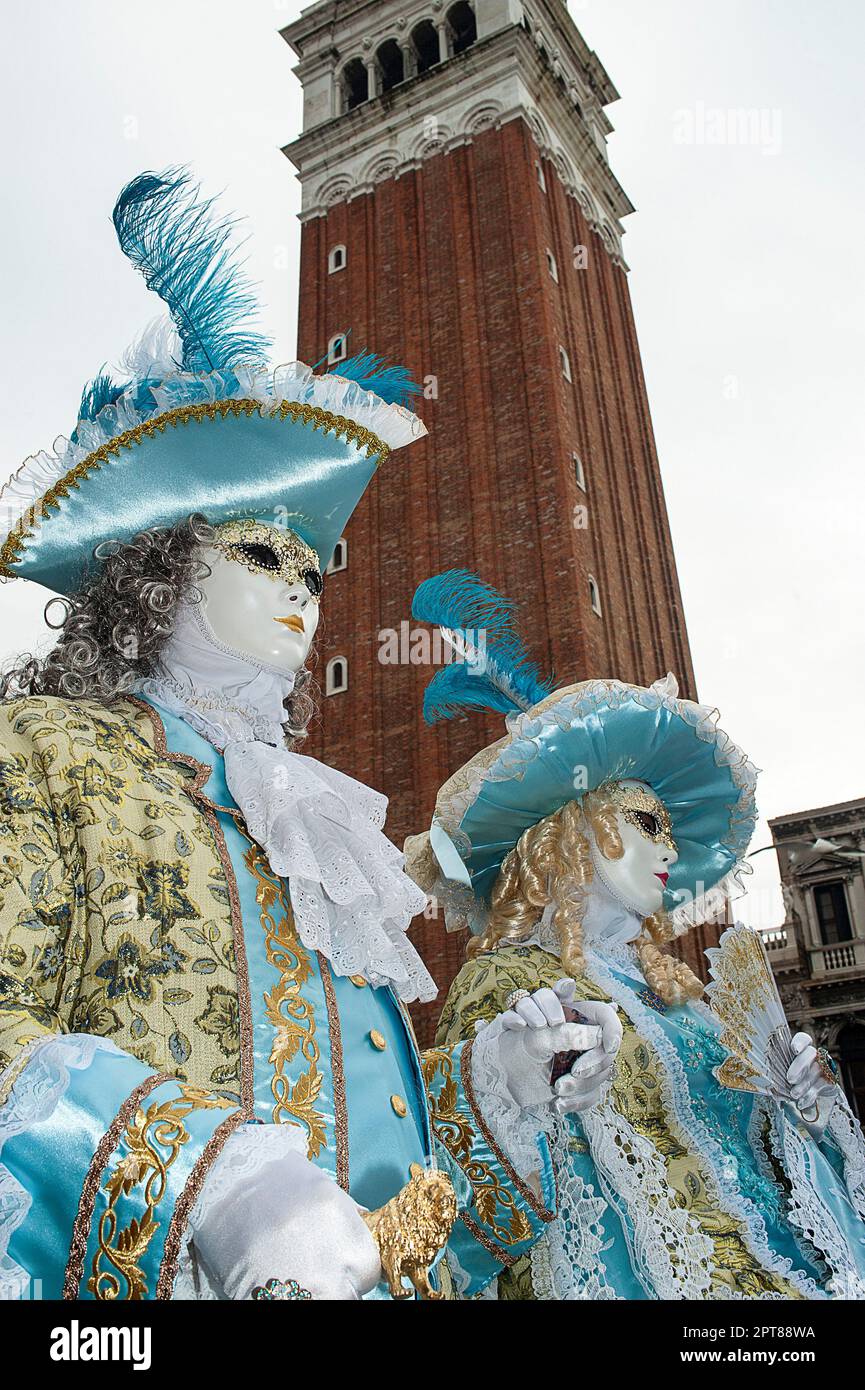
(0, 168, 426, 596)
(404, 570, 758, 936)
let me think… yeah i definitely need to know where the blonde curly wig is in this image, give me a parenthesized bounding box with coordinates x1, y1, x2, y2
(467, 786, 704, 1006)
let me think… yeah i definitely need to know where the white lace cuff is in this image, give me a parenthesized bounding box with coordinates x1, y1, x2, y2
(469, 1022, 552, 1182)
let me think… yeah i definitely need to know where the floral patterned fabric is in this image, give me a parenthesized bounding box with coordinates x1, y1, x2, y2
(0, 696, 242, 1098)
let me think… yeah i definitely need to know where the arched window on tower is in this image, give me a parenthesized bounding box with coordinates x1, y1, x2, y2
(572, 452, 586, 491)
(341, 58, 369, 112)
(588, 575, 602, 616)
(326, 538, 348, 575)
(559, 345, 572, 382)
(412, 19, 441, 75)
(376, 39, 405, 94)
(546, 248, 559, 282)
(328, 333, 348, 365)
(326, 657, 349, 696)
(328, 244, 347, 275)
(447, 2, 478, 55)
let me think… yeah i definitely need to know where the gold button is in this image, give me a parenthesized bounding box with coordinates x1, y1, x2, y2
(390, 1094, 408, 1117)
(369, 1029, 387, 1051)
(348, 974, 367, 988)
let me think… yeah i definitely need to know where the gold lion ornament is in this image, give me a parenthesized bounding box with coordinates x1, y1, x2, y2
(362, 1164, 458, 1300)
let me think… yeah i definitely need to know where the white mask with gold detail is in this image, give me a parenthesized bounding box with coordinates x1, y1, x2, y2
(199, 519, 322, 676)
(588, 779, 679, 921)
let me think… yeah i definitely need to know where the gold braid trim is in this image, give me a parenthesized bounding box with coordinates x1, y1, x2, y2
(87, 1084, 236, 1301)
(0, 399, 391, 576)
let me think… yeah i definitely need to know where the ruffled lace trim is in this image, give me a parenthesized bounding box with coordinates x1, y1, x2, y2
(0, 1034, 122, 1300)
(766, 1105, 865, 1298)
(827, 1094, 865, 1222)
(138, 678, 435, 1003)
(533, 1118, 620, 1300)
(137, 676, 288, 750)
(582, 1095, 716, 1298)
(469, 1020, 553, 1180)
(584, 950, 823, 1298)
(0, 358, 426, 547)
(433, 674, 757, 938)
(174, 1122, 308, 1301)
(223, 743, 435, 1002)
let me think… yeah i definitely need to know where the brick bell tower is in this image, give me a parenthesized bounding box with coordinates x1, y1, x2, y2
(282, 0, 698, 1042)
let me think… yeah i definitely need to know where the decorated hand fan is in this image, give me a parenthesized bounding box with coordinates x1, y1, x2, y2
(705, 924, 813, 1117)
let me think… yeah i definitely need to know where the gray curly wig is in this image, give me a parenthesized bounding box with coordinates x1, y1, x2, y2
(0, 513, 318, 747)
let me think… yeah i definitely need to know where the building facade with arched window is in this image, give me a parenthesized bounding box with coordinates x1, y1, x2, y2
(763, 796, 865, 1118)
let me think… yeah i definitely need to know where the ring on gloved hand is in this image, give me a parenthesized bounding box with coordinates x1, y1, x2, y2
(505, 989, 530, 1011)
(816, 1047, 839, 1087)
(251, 1278, 313, 1301)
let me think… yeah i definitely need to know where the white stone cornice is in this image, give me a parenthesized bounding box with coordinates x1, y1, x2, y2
(283, 23, 633, 266)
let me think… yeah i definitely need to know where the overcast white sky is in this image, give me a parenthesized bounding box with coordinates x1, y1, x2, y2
(1, 0, 863, 929)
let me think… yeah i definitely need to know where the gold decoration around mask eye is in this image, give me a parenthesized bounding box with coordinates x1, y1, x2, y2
(213, 519, 322, 598)
(598, 780, 677, 852)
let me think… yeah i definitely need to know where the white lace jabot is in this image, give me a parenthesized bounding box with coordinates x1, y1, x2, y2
(137, 603, 435, 1003)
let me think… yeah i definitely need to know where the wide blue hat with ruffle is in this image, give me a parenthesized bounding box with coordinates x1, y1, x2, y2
(405, 571, 758, 935)
(0, 168, 426, 596)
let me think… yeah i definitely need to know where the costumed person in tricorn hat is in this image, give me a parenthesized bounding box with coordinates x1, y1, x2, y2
(0, 173, 595, 1301)
(406, 570, 865, 1300)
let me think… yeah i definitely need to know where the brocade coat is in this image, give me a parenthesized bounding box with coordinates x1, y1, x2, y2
(0, 695, 554, 1300)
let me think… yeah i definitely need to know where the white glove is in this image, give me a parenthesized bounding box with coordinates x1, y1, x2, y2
(785, 1032, 838, 1136)
(191, 1126, 381, 1300)
(551, 995, 623, 1116)
(486, 979, 622, 1115)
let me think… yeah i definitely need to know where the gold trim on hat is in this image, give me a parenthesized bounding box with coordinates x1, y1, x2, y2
(0, 398, 390, 578)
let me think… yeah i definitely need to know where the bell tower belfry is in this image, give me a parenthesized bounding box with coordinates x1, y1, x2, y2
(282, 0, 697, 1038)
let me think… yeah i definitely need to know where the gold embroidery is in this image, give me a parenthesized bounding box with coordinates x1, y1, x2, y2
(244, 843, 326, 1156)
(88, 1084, 234, 1301)
(155, 1108, 246, 1299)
(422, 1046, 534, 1247)
(611, 1021, 798, 1298)
(0, 399, 390, 576)
(64, 1073, 170, 1299)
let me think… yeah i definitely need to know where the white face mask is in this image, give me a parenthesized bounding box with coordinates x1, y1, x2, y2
(197, 522, 322, 676)
(589, 779, 679, 918)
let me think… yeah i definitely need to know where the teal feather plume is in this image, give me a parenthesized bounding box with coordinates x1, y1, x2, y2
(77, 372, 128, 424)
(412, 569, 553, 724)
(329, 351, 421, 408)
(112, 167, 270, 376)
